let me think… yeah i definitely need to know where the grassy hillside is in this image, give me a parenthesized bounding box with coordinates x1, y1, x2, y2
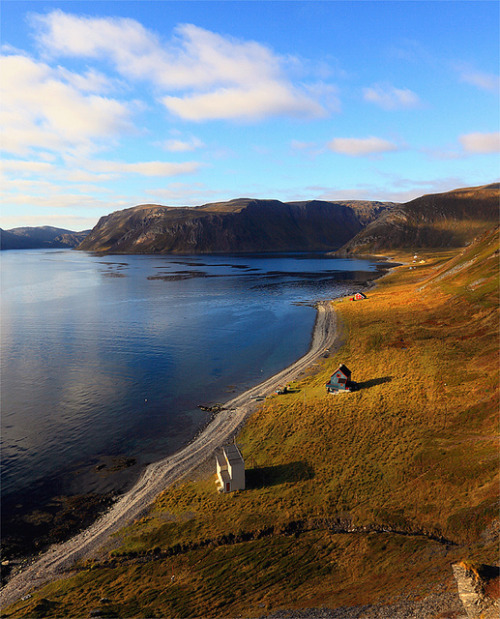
(5, 229, 498, 618)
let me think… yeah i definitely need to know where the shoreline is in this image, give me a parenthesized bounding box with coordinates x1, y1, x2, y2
(1, 300, 342, 608)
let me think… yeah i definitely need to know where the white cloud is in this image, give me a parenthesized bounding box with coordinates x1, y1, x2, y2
(0, 54, 132, 156)
(167, 23, 284, 89)
(1, 177, 61, 196)
(56, 66, 114, 93)
(1, 159, 55, 174)
(144, 182, 222, 205)
(422, 146, 464, 161)
(3, 189, 120, 210)
(309, 176, 469, 203)
(162, 136, 205, 152)
(33, 14, 280, 88)
(461, 71, 500, 92)
(2, 155, 201, 187)
(310, 185, 384, 201)
(63, 169, 116, 183)
(363, 84, 421, 110)
(304, 82, 341, 113)
(289, 140, 323, 160)
(328, 136, 399, 157)
(162, 82, 325, 121)
(32, 11, 327, 121)
(455, 64, 500, 92)
(459, 132, 500, 154)
(291, 140, 317, 150)
(85, 159, 202, 176)
(0, 213, 99, 231)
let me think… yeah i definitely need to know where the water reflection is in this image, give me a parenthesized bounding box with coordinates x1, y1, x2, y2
(1, 250, 377, 507)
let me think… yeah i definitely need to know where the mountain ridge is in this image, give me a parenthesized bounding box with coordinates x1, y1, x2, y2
(3, 183, 497, 254)
(77, 198, 394, 254)
(0, 226, 90, 250)
(337, 182, 499, 255)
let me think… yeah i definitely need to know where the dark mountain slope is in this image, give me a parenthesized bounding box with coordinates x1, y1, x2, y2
(0, 229, 34, 250)
(337, 183, 499, 255)
(53, 230, 92, 248)
(77, 199, 392, 254)
(0, 226, 90, 250)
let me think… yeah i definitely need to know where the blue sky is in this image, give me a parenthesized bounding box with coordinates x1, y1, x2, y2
(2, 0, 499, 231)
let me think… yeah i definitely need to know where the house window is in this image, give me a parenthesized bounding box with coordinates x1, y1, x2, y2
(338, 378, 346, 384)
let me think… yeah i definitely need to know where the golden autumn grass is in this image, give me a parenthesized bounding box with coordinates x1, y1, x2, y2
(5, 229, 499, 619)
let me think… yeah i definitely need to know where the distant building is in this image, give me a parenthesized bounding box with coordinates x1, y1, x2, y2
(216, 444, 245, 493)
(326, 364, 356, 393)
(352, 292, 367, 301)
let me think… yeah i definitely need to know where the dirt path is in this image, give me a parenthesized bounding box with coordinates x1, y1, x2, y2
(1, 301, 341, 609)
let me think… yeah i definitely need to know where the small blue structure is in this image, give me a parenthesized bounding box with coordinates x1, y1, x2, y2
(326, 364, 356, 393)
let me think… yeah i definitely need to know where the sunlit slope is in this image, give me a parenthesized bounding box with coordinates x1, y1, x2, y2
(6, 230, 499, 618)
(339, 183, 499, 255)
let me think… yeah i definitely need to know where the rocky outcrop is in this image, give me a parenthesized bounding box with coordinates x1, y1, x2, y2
(452, 562, 500, 619)
(52, 230, 91, 248)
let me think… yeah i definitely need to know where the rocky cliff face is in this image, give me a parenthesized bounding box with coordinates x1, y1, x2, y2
(452, 562, 500, 619)
(77, 198, 392, 254)
(337, 183, 499, 255)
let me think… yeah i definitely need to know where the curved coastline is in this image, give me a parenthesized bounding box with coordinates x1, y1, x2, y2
(1, 300, 342, 608)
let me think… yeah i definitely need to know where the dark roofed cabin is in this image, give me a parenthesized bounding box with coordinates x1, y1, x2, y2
(326, 364, 356, 393)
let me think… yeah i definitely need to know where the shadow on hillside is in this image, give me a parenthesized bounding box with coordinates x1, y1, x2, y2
(356, 376, 393, 390)
(246, 461, 314, 489)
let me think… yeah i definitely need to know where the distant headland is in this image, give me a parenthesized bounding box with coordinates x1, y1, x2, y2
(2, 183, 498, 254)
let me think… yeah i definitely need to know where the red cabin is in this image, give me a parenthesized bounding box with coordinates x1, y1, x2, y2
(352, 292, 367, 301)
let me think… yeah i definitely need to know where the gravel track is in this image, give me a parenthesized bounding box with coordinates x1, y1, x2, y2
(1, 301, 340, 609)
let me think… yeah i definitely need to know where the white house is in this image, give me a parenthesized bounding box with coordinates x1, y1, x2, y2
(215, 444, 245, 493)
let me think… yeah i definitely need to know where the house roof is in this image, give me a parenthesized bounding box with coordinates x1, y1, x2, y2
(218, 468, 230, 486)
(333, 364, 351, 377)
(223, 444, 244, 465)
(215, 452, 227, 469)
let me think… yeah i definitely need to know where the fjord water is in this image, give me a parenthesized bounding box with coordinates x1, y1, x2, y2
(1, 250, 377, 534)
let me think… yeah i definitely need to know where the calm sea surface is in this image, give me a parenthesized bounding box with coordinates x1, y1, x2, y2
(1, 250, 377, 520)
